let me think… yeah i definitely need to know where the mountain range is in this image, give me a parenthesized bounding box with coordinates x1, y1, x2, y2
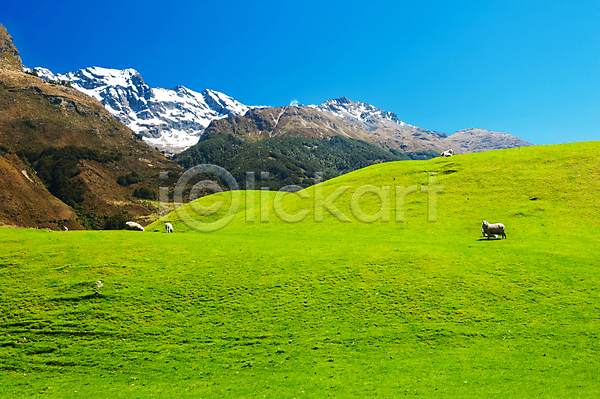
(29, 66, 532, 156)
(30, 66, 251, 154)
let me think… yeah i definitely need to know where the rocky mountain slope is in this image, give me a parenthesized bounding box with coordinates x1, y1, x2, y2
(31, 66, 250, 154)
(441, 128, 533, 154)
(202, 98, 532, 155)
(202, 102, 448, 153)
(0, 23, 182, 229)
(315, 97, 449, 153)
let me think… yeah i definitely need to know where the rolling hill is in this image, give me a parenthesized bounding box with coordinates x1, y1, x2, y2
(1, 140, 598, 397)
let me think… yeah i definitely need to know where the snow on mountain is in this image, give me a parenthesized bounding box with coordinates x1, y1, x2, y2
(27, 66, 443, 154)
(316, 97, 416, 128)
(31, 66, 251, 154)
(24, 66, 56, 81)
(26, 66, 528, 156)
(312, 96, 449, 152)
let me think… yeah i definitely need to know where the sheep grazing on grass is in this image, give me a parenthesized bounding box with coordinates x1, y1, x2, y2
(125, 221, 145, 232)
(440, 149, 454, 157)
(481, 220, 506, 239)
(165, 222, 174, 233)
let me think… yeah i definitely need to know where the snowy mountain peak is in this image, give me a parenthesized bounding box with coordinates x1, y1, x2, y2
(31, 66, 250, 154)
(330, 96, 352, 104)
(82, 66, 141, 82)
(317, 97, 413, 128)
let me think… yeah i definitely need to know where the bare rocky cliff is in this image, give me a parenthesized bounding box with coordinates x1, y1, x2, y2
(0, 24, 23, 71)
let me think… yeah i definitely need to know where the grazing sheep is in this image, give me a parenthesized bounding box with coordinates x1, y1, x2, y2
(165, 222, 174, 233)
(125, 221, 145, 232)
(440, 149, 454, 157)
(481, 220, 506, 239)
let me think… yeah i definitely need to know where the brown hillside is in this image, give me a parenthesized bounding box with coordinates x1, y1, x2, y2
(0, 25, 183, 229)
(204, 106, 359, 142)
(0, 152, 78, 229)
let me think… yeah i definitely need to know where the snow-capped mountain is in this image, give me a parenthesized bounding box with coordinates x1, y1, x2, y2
(30, 66, 250, 153)
(27, 66, 531, 156)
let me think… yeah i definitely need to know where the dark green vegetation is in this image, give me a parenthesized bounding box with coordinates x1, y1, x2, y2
(102, 213, 129, 231)
(16, 146, 122, 208)
(132, 187, 158, 200)
(174, 133, 437, 190)
(1, 141, 599, 397)
(117, 172, 142, 187)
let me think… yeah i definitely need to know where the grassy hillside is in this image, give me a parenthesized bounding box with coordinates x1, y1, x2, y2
(1, 141, 599, 398)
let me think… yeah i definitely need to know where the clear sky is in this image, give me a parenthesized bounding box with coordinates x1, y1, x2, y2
(3, 0, 599, 145)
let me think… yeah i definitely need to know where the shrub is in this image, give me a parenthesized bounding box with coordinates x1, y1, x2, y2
(104, 213, 128, 230)
(133, 187, 157, 200)
(117, 172, 141, 186)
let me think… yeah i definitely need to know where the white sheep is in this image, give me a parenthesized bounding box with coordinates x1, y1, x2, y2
(125, 221, 145, 231)
(63, 226, 68, 231)
(165, 222, 174, 233)
(481, 220, 506, 239)
(440, 149, 454, 157)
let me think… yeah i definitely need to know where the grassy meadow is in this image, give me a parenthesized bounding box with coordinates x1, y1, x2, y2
(1, 141, 599, 398)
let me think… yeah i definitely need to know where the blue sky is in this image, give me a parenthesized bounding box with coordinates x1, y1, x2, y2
(3, 0, 599, 145)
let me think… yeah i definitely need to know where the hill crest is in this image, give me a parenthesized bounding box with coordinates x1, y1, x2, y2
(202, 99, 531, 155)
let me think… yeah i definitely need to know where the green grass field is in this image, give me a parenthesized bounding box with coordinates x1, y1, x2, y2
(1, 141, 599, 398)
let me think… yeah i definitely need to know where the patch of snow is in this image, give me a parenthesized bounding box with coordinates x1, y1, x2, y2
(315, 97, 417, 129)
